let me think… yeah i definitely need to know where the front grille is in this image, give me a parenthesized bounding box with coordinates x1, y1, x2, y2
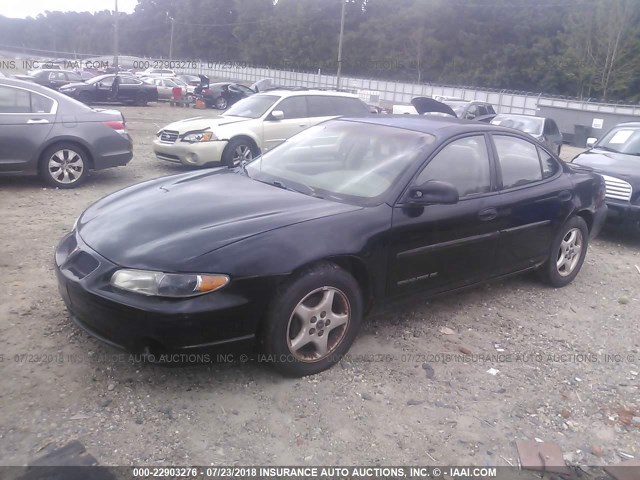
(66, 251, 99, 279)
(602, 174, 632, 202)
(159, 130, 179, 144)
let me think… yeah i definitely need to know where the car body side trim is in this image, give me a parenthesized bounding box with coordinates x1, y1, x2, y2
(500, 219, 551, 234)
(396, 231, 499, 259)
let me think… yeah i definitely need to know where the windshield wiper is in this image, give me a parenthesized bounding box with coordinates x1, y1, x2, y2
(267, 180, 324, 199)
(597, 145, 622, 154)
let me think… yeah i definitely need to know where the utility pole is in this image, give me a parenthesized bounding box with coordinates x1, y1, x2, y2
(113, 0, 119, 72)
(336, 0, 346, 90)
(169, 17, 175, 60)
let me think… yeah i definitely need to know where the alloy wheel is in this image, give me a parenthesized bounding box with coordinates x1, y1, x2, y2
(232, 145, 254, 165)
(556, 227, 583, 277)
(286, 287, 351, 361)
(48, 149, 85, 185)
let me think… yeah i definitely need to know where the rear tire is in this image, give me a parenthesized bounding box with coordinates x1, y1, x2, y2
(39, 143, 89, 189)
(215, 96, 228, 110)
(537, 216, 589, 287)
(135, 93, 148, 106)
(262, 262, 363, 377)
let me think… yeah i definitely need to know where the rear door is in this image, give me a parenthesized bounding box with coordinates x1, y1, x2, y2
(0, 84, 55, 173)
(261, 96, 309, 152)
(388, 134, 501, 296)
(490, 134, 573, 274)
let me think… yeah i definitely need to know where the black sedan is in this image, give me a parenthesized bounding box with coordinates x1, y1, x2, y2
(55, 116, 607, 376)
(573, 122, 640, 234)
(200, 82, 255, 109)
(14, 69, 84, 90)
(59, 74, 158, 106)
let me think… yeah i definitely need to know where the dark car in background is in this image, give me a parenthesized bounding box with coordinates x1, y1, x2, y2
(0, 77, 132, 188)
(178, 74, 201, 87)
(573, 122, 640, 234)
(201, 82, 255, 109)
(14, 69, 84, 90)
(491, 114, 563, 155)
(59, 74, 158, 106)
(56, 116, 606, 376)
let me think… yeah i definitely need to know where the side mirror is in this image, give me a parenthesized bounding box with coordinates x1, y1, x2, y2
(407, 180, 459, 205)
(270, 110, 284, 120)
(586, 137, 597, 148)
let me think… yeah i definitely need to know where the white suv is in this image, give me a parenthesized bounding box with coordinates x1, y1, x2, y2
(152, 89, 370, 167)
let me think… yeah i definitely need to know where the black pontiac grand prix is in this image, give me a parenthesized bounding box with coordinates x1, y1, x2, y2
(55, 116, 607, 376)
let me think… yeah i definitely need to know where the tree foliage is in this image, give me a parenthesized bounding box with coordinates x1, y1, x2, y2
(1, 0, 639, 102)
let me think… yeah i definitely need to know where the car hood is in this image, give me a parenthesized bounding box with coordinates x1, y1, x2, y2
(573, 149, 640, 184)
(77, 169, 361, 271)
(159, 115, 249, 133)
(410, 97, 457, 117)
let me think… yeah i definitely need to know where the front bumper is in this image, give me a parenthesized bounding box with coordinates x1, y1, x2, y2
(605, 199, 640, 225)
(591, 203, 608, 239)
(54, 231, 260, 354)
(152, 137, 228, 167)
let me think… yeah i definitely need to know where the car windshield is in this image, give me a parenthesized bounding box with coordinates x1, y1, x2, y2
(492, 115, 543, 135)
(223, 94, 279, 118)
(245, 121, 435, 206)
(85, 74, 111, 85)
(596, 126, 640, 155)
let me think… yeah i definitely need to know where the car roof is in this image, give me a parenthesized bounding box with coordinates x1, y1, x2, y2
(0, 77, 91, 107)
(257, 89, 361, 99)
(614, 121, 640, 128)
(494, 113, 545, 120)
(337, 114, 524, 137)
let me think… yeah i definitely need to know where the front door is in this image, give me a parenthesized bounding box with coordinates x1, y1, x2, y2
(262, 96, 309, 152)
(388, 134, 501, 296)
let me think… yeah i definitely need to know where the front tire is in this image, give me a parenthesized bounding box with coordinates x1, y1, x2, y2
(221, 138, 258, 167)
(538, 216, 589, 287)
(78, 91, 91, 104)
(39, 143, 89, 188)
(262, 262, 363, 377)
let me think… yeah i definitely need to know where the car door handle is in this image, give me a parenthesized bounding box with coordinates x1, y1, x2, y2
(478, 207, 498, 221)
(27, 119, 49, 124)
(558, 190, 572, 201)
(298, 123, 308, 127)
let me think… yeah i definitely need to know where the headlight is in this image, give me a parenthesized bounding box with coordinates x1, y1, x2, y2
(182, 131, 216, 143)
(110, 269, 229, 297)
(62, 87, 76, 92)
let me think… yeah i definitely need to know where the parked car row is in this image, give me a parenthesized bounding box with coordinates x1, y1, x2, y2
(3, 73, 630, 377)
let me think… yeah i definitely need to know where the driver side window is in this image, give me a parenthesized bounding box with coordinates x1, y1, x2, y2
(416, 135, 491, 197)
(275, 97, 307, 119)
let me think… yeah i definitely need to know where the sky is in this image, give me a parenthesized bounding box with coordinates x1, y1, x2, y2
(0, 0, 138, 19)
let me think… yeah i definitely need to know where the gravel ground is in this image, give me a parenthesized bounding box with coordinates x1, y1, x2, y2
(0, 104, 639, 469)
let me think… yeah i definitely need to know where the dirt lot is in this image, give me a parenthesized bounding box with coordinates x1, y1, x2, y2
(0, 104, 639, 469)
